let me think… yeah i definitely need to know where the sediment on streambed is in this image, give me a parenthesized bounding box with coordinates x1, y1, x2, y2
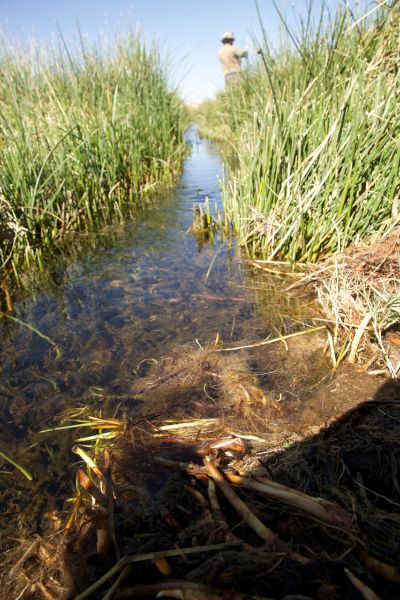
(3, 343, 400, 600)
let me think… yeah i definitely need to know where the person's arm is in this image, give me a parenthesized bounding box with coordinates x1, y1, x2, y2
(234, 45, 248, 58)
(234, 46, 248, 58)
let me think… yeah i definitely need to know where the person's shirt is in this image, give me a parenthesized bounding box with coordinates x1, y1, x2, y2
(218, 44, 248, 75)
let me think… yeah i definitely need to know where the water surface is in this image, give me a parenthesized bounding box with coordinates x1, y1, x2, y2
(0, 130, 313, 544)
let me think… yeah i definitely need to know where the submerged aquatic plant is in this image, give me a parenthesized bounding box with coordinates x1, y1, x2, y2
(0, 449, 33, 481)
(0, 29, 188, 278)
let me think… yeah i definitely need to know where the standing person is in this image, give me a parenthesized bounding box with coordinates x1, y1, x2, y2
(218, 31, 248, 84)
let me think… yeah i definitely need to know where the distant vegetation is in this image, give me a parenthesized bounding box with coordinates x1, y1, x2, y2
(0, 31, 188, 278)
(196, 2, 400, 262)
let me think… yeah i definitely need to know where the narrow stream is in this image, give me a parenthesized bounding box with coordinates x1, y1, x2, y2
(0, 129, 318, 546)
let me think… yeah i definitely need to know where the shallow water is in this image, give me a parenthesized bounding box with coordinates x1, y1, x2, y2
(0, 129, 319, 545)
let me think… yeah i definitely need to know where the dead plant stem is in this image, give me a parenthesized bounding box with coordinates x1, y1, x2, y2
(74, 542, 242, 600)
(218, 325, 326, 352)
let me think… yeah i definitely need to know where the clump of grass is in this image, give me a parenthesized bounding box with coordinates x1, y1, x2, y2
(201, 2, 400, 262)
(298, 225, 400, 373)
(315, 260, 400, 375)
(0, 29, 188, 278)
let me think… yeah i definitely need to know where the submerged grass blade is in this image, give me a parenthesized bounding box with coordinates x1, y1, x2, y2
(218, 325, 326, 352)
(40, 423, 121, 433)
(0, 311, 62, 357)
(0, 449, 33, 481)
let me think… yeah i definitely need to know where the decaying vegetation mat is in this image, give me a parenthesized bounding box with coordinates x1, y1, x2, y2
(2, 342, 400, 600)
(249, 226, 400, 378)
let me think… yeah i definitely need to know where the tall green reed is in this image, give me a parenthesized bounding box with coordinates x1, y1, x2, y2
(0, 29, 188, 277)
(212, 2, 400, 261)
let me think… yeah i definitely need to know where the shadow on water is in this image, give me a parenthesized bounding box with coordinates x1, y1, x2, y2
(234, 377, 400, 599)
(3, 348, 398, 598)
(79, 375, 399, 599)
(140, 377, 400, 600)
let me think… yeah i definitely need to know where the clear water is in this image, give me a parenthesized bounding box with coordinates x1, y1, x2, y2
(0, 129, 315, 544)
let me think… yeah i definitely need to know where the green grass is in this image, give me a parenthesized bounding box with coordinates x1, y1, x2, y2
(0, 29, 188, 278)
(198, 2, 400, 262)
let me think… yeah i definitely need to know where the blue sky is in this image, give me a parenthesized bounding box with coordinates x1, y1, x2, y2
(0, 1, 361, 103)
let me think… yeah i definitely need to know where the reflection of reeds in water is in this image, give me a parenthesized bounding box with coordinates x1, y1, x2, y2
(0, 30, 187, 277)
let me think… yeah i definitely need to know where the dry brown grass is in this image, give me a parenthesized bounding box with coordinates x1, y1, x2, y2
(289, 227, 400, 375)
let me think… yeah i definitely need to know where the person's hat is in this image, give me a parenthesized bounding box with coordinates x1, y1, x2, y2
(221, 31, 235, 42)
